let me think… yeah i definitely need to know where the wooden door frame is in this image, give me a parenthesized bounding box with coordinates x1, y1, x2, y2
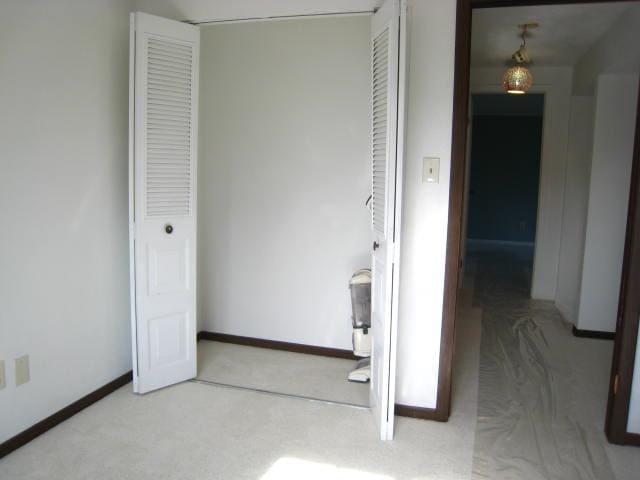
(441, 0, 640, 445)
(605, 76, 640, 445)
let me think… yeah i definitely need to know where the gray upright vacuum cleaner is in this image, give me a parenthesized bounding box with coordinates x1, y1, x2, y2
(348, 269, 372, 383)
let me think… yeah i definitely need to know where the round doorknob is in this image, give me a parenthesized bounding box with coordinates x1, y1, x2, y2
(165, 224, 173, 234)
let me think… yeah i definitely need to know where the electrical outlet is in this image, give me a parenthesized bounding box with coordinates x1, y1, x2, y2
(0, 360, 5, 390)
(15, 355, 30, 387)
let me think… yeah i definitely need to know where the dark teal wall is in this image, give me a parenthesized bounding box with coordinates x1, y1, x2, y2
(467, 115, 543, 243)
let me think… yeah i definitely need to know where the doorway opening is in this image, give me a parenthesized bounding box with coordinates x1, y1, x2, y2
(192, 14, 374, 410)
(462, 93, 544, 295)
(129, 0, 407, 442)
(443, 0, 640, 475)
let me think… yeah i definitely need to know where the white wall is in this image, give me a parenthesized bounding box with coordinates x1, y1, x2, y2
(555, 96, 594, 324)
(469, 67, 573, 301)
(573, 4, 640, 96)
(198, 17, 371, 350)
(568, 4, 640, 331)
(577, 74, 639, 333)
(628, 324, 640, 434)
(394, 0, 457, 408)
(0, 0, 131, 443)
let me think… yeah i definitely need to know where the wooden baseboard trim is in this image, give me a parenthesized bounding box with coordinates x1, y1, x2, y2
(607, 429, 640, 446)
(394, 403, 448, 422)
(0, 370, 132, 460)
(621, 431, 640, 446)
(572, 326, 615, 340)
(197, 331, 358, 360)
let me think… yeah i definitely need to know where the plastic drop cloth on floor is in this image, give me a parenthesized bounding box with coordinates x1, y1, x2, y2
(467, 244, 616, 480)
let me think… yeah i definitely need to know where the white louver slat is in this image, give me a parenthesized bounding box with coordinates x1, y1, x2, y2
(372, 28, 390, 236)
(145, 37, 194, 218)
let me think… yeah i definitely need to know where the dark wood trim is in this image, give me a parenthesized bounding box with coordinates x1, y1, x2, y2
(0, 371, 132, 460)
(605, 76, 640, 447)
(612, 431, 640, 446)
(394, 403, 448, 422)
(443, 0, 640, 438)
(437, 0, 474, 423)
(197, 331, 358, 360)
(572, 326, 615, 340)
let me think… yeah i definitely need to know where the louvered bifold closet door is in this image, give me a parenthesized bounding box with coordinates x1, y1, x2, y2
(369, 0, 403, 441)
(146, 37, 194, 217)
(372, 27, 390, 237)
(130, 12, 200, 395)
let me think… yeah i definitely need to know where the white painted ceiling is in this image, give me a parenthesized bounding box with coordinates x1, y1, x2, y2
(471, 2, 632, 67)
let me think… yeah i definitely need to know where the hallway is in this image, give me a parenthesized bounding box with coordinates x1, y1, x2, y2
(461, 244, 639, 480)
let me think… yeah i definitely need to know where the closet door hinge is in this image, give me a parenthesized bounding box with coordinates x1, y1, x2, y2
(613, 374, 619, 395)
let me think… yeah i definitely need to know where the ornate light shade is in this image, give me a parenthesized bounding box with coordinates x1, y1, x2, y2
(502, 65, 533, 94)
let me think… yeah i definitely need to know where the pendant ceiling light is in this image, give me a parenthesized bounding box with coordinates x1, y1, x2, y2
(503, 23, 537, 94)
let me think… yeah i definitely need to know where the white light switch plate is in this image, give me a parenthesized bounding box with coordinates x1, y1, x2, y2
(15, 355, 30, 387)
(423, 157, 440, 183)
(0, 360, 5, 390)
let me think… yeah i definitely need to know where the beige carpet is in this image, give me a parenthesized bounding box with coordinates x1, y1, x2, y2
(0, 293, 481, 480)
(196, 341, 370, 406)
(1, 377, 479, 480)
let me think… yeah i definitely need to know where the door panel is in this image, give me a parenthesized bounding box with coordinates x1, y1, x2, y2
(148, 239, 190, 295)
(149, 312, 189, 368)
(369, 0, 406, 441)
(130, 12, 199, 394)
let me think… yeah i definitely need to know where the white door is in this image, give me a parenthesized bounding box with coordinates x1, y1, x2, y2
(370, 0, 406, 441)
(129, 13, 199, 394)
